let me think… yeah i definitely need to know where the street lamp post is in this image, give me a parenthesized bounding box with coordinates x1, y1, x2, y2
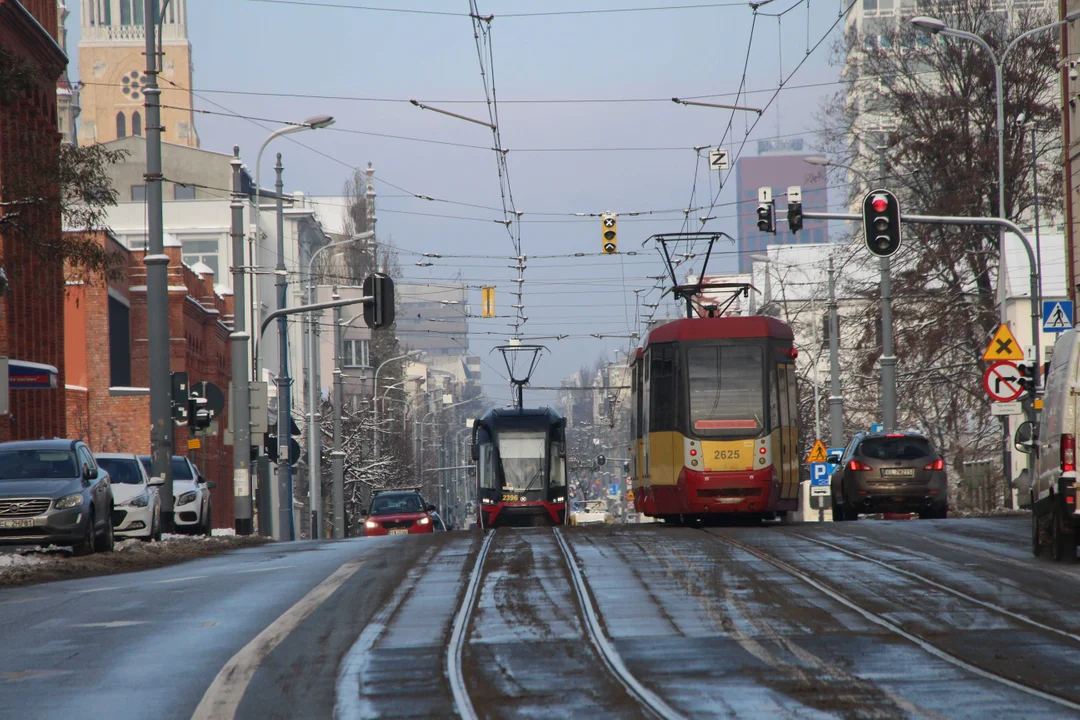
(373, 350, 423, 466)
(911, 12, 1079, 325)
(303, 231, 372, 539)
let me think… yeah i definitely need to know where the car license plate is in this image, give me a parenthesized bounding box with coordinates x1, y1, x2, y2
(0, 518, 34, 529)
(388, 528, 408, 535)
(881, 468, 916, 478)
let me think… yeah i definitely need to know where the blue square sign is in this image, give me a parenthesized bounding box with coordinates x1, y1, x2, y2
(1043, 300, 1074, 333)
(810, 463, 831, 487)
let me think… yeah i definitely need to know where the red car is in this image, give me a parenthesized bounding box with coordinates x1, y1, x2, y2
(362, 490, 437, 536)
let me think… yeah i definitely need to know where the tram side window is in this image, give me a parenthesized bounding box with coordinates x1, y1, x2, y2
(478, 428, 496, 489)
(550, 441, 567, 488)
(649, 346, 676, 432)
(784, 364, 798, 429)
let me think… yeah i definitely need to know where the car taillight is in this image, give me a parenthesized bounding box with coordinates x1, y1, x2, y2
(1063, 434, 1076, 473)
(848, 460, 873, 471)
(924, 459, 944, 471)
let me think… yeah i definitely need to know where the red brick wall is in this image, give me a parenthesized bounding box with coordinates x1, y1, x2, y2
(0, 0, 69, 443)
(64, 233, 235, 528)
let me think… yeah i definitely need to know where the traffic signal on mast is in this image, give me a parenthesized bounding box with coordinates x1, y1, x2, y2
(601, 213, 617, 254)
(756, 187, 775, 234)
(363, 272, 395, 330)
(787, 185, 803, 233)
(862, 189, 902, 257)
(188, 388, 211, 433)
(171, 371, 189, 425)
(1016, 362, 1036, 395)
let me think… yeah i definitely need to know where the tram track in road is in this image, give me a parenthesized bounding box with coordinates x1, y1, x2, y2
(707, 530, 1080, 714)
(447, 531, 496, 720)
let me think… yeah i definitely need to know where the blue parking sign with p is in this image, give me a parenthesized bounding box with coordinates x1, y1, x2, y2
(810, 463, 831, 486)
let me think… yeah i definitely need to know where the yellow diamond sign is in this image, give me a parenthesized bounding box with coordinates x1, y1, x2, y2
(983, 323, 1023, 361)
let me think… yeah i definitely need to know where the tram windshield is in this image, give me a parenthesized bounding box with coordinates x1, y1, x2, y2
(687, 345, 764, 436)
(498, 432, 547, 492)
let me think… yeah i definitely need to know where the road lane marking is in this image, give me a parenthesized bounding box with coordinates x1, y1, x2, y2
(236, 565, 295, 574)
(446, 531, 495, 720)
(74, 586, 125, 594)
(797, 533, 1080, 645)
(717, 533, 1080, 713)
(150, 575, 207, 584)
(553, 529, 685, 720)
(72, 620, 148, 628)
(192, 556, 366, 720)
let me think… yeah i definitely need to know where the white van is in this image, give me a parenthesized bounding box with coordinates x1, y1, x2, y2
(1016, 328, 1078, 561)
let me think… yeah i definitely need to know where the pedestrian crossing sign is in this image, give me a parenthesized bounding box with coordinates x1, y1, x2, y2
(983, 323, 1024, 361)
(805, 439, 828, 464)
(1042, 300, 1074, 334)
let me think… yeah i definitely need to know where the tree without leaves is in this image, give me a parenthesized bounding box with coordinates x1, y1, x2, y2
(0, 48, 127, 285)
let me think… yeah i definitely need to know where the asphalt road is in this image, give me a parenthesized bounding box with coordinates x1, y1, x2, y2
(2, 517, 1080, 719)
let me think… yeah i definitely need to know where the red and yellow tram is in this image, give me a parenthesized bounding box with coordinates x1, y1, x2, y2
(630, 316, 800, 523)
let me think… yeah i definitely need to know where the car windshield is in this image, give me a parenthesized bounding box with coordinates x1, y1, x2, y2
(497, 431, 547, 492)
(370, 494, 423, 515)
(138, 456, 194, 480)
(859, 437, 935, 461)
(97, 458, 143, 485)
(687, 345, 764, 436)
(0, 450, 78, 480)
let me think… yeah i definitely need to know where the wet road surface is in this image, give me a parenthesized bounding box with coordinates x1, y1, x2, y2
(2, 517, 1080, 718)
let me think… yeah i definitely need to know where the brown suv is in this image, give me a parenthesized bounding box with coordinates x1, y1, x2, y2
(830, 432, 947, 520)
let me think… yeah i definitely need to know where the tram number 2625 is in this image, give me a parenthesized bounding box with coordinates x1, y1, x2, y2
(714, 450, 741, 460)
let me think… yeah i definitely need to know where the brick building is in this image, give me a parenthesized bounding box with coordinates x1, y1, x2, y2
(0, 0, 70, 442)
(65, 231, 235, 528)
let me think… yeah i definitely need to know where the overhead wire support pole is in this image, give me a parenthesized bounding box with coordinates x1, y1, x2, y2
(409, 100, 495, 129)
(230, 147, 253, 535)
(143, 0, 174, 532)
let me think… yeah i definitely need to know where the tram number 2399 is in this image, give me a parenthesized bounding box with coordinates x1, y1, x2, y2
(713, 450, 741, 460)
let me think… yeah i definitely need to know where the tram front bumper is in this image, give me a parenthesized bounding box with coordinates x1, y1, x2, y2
(680, 466, 779, 513)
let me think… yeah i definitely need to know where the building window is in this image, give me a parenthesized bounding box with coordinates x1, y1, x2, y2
(181, 238, 219, 275)
(174, 184, 196, 200)
(343, 339, 370, 368)
(120, 0, 143, 25)
(108, 296, 132, 387)
(131, 185, 146, 202)
(116, 112, 127, 139)
(132, 111, 142, 137)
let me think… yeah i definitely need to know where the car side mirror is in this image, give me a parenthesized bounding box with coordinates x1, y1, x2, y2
(148, 474, 165, 487)
(1014, 421, 1038, 454)
(205, 481, 217, 490)
(826, 453, 842, 464)
(426, 503, 437, 512)
(83, 465, 98, 481)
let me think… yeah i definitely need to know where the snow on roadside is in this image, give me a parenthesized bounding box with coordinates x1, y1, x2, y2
(0, 553, 45, 569)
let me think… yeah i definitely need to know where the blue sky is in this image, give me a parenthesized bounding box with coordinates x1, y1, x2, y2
(66, 0, 852, 405)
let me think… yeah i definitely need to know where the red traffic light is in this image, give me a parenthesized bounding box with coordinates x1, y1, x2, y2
(871, 195, 888, 213)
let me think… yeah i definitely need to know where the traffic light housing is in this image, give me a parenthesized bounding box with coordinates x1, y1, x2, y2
(756, 187, 775, 234)
(601, 213, 617, 254)
(363, 272, 395, 330)
(862, 189, 902, 257)
(1016, 362, 1035, 395)
(171, 372, 189, 425)
(188, 388, 211, 433)
(787, 185, 803, 233)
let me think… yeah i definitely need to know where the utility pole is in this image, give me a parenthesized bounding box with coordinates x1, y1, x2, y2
(332, 287, 346, 539)
(878, 140, 898, 433)
(143, 0, 173, 531)
(273, 154, 293, 541)
(827, 256, 844, 447)
(230, 148, 253, 534)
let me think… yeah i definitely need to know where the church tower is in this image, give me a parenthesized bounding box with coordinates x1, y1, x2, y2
(76, 0, 199, 147)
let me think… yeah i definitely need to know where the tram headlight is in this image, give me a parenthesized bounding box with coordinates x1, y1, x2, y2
(482, 498, 494, 505)
(553, 496, 565, 503)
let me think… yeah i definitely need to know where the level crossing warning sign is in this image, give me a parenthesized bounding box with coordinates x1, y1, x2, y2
(805, 439, 828, 464)
(982, 324, 1023, 361)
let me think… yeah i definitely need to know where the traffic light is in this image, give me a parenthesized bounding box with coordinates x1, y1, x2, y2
(787, 185, 803, 233)
(601, 213, 617, 254)
(597, 454, 606, 466)
(188, 388, 211, 433)
(1017, 362, 1038, 395)
(756, 187, 775, 234)
(171, 372, 189, 425)
(862, 189, 902, 257)
(363, 272, 396, 330)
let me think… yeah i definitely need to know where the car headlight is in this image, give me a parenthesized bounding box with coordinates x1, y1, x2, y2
(121, 493, 150, 508)
(418, 517, 430, 525)
(364, 520, 378, 529)
(177, 491, 198, 506)
(55, 493, 84, 510)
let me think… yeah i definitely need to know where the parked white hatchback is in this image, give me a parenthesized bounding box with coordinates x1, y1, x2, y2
(138, 455, 214, 535)
(95, 453, 162, 541)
